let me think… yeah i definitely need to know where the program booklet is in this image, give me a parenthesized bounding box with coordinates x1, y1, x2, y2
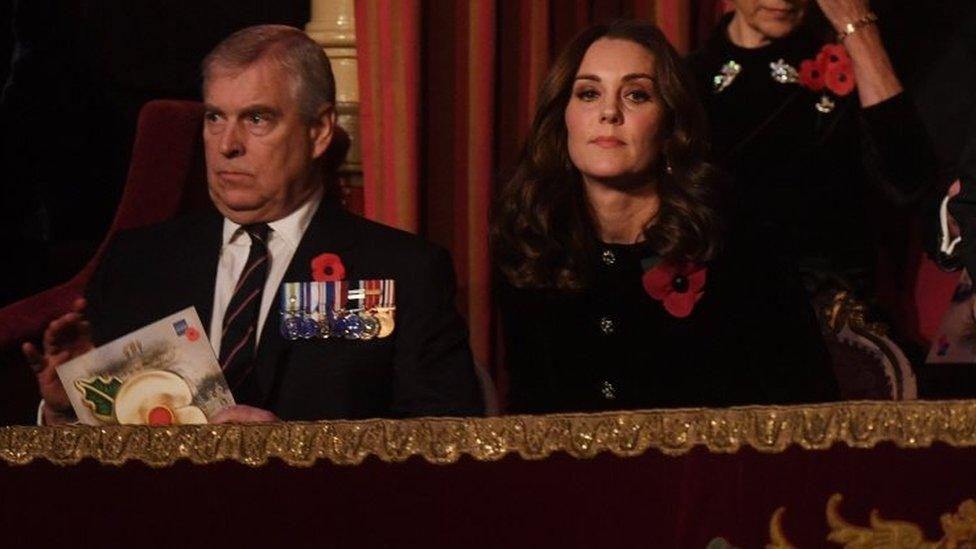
(926, 270, 976, 364)
(56, 307, 235, 425)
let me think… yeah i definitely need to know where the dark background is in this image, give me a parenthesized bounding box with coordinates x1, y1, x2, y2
(0, 0, 974, 309)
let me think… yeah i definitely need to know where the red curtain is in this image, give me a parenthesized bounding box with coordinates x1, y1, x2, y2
(356, 0, 728, 380)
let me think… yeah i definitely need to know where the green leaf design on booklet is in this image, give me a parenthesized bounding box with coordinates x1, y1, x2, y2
(75, 376, 123, 422)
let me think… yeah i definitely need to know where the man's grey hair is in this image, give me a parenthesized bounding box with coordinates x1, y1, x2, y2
(201, 25, 336, 122)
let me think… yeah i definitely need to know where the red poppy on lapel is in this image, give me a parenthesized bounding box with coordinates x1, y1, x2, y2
(817, 43, 851, 72)
(642, 262, 707, 318)
(798, 59, 825, 91)
(311, 253, 346, 282)
(824, 63, 855, 96)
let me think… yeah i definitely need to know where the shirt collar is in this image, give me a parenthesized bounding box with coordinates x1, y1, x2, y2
(221, 185, 324, 247)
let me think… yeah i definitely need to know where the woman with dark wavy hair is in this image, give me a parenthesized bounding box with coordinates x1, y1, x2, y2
(492, 20, 838, 414)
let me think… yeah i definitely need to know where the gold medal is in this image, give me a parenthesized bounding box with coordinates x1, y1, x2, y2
(374, 307, 395, 338)
(358, 311, 380, 340)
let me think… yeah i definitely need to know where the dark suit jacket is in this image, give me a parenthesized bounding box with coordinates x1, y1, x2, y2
(85, 199, 485, 420)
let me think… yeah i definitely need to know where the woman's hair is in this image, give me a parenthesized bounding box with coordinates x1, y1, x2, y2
(491, 19, 724, 291)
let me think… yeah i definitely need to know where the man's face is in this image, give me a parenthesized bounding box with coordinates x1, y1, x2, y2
(203, 59, 333, 225)
(731, 0, 807, 41)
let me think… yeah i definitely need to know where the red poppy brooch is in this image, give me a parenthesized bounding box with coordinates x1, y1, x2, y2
(311, 253, 346, 282)
(715, 43, 855, 114)
(641, 261, 707, 318)
(799, 44, 855, 113)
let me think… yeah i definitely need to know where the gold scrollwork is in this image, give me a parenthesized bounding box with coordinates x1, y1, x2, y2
(3, 400, 976, 467)
(765, 493, 976, 548)
(825, 291, 888, 338)
(767, 507, 797, 549)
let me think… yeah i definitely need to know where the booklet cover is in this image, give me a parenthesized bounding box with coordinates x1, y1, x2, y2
(56, 307, 235, 425)
(927, 270, 976, 364)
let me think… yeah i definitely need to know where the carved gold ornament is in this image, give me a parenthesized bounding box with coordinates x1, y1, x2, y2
(767, 493, 976, 548)
(4, 400, 976, 467)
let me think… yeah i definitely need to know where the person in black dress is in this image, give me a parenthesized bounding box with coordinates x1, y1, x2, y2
(491, 20, 838, 414)
(686, 0, 936, 303)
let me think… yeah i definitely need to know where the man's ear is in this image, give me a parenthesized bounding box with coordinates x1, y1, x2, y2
(310, 104, 336, 160)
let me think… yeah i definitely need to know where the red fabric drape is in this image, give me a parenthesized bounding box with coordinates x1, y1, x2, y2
(356, 0, 422, 232)
(356, 0, 727, 379)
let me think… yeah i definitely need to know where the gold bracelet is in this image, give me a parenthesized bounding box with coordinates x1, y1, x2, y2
(838, 12, 878, 41)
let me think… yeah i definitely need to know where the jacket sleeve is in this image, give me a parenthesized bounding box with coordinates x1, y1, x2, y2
(859, 93, 938, 205)
(390, 245, 485, 417)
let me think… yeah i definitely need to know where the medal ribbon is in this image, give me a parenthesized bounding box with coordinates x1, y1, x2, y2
(301, 281, 311, 315)
(281, 282, 299, 313)
(314, 282, 327, 316)
(364, 280, 381, 310)
(381, 279, 395, 308)
(333, 280, 347, 314)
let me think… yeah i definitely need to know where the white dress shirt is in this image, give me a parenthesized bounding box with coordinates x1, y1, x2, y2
(209, 187, 323, 356)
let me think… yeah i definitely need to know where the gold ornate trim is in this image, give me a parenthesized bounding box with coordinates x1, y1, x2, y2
(766, 493, 976, 547)
(4, 400, 976, 467)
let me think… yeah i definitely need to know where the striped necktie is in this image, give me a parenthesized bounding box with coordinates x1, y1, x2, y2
(220, 223, 270, 396)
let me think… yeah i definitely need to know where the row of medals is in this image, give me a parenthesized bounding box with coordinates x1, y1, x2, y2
(280, 307, 394, 340)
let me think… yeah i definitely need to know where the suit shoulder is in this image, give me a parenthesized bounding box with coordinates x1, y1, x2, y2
(108, 212, 219, 250)
(343, 210, 450, 262)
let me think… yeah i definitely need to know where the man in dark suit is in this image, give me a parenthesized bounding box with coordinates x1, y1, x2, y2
(23, 25, 484, 424)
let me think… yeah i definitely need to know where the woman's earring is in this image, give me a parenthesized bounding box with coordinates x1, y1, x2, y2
(665, 160, 673, 175)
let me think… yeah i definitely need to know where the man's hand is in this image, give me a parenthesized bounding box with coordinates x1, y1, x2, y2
(22, 297, 94, 425)
(211, 405, 279, 424)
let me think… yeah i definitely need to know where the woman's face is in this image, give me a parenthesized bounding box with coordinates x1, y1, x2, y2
(731, 0, 807, 41)
(565, 38, 666, 187)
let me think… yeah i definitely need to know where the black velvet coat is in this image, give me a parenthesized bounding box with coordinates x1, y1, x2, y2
(499, 232, 839, 415)
(686, 16, 936, 296)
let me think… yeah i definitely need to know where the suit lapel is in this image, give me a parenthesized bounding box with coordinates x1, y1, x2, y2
(186, 213, 223, 334)
(251, 200, 360, 406)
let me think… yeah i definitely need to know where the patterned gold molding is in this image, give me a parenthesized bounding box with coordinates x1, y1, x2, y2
(3, 400, 976, 467)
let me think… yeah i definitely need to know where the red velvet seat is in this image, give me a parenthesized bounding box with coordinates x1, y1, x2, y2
(0, 100, 209, 351)
(877, 215, 960, 349)
(910, 253, 959, 345)
(0, 100, 208, 423)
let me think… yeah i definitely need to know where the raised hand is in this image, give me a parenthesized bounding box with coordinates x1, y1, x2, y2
(815, 0, 901, 107)
(22, 297, 94, 425)
(816, 0, 873, 34)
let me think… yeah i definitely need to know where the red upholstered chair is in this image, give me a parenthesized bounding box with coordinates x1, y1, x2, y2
(825, 214, 960, 402)
(877, 216, 960, 349)
(0, 100, 209, 352)
(912, 255, 959, 345)
(0, 100, 208, 423)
